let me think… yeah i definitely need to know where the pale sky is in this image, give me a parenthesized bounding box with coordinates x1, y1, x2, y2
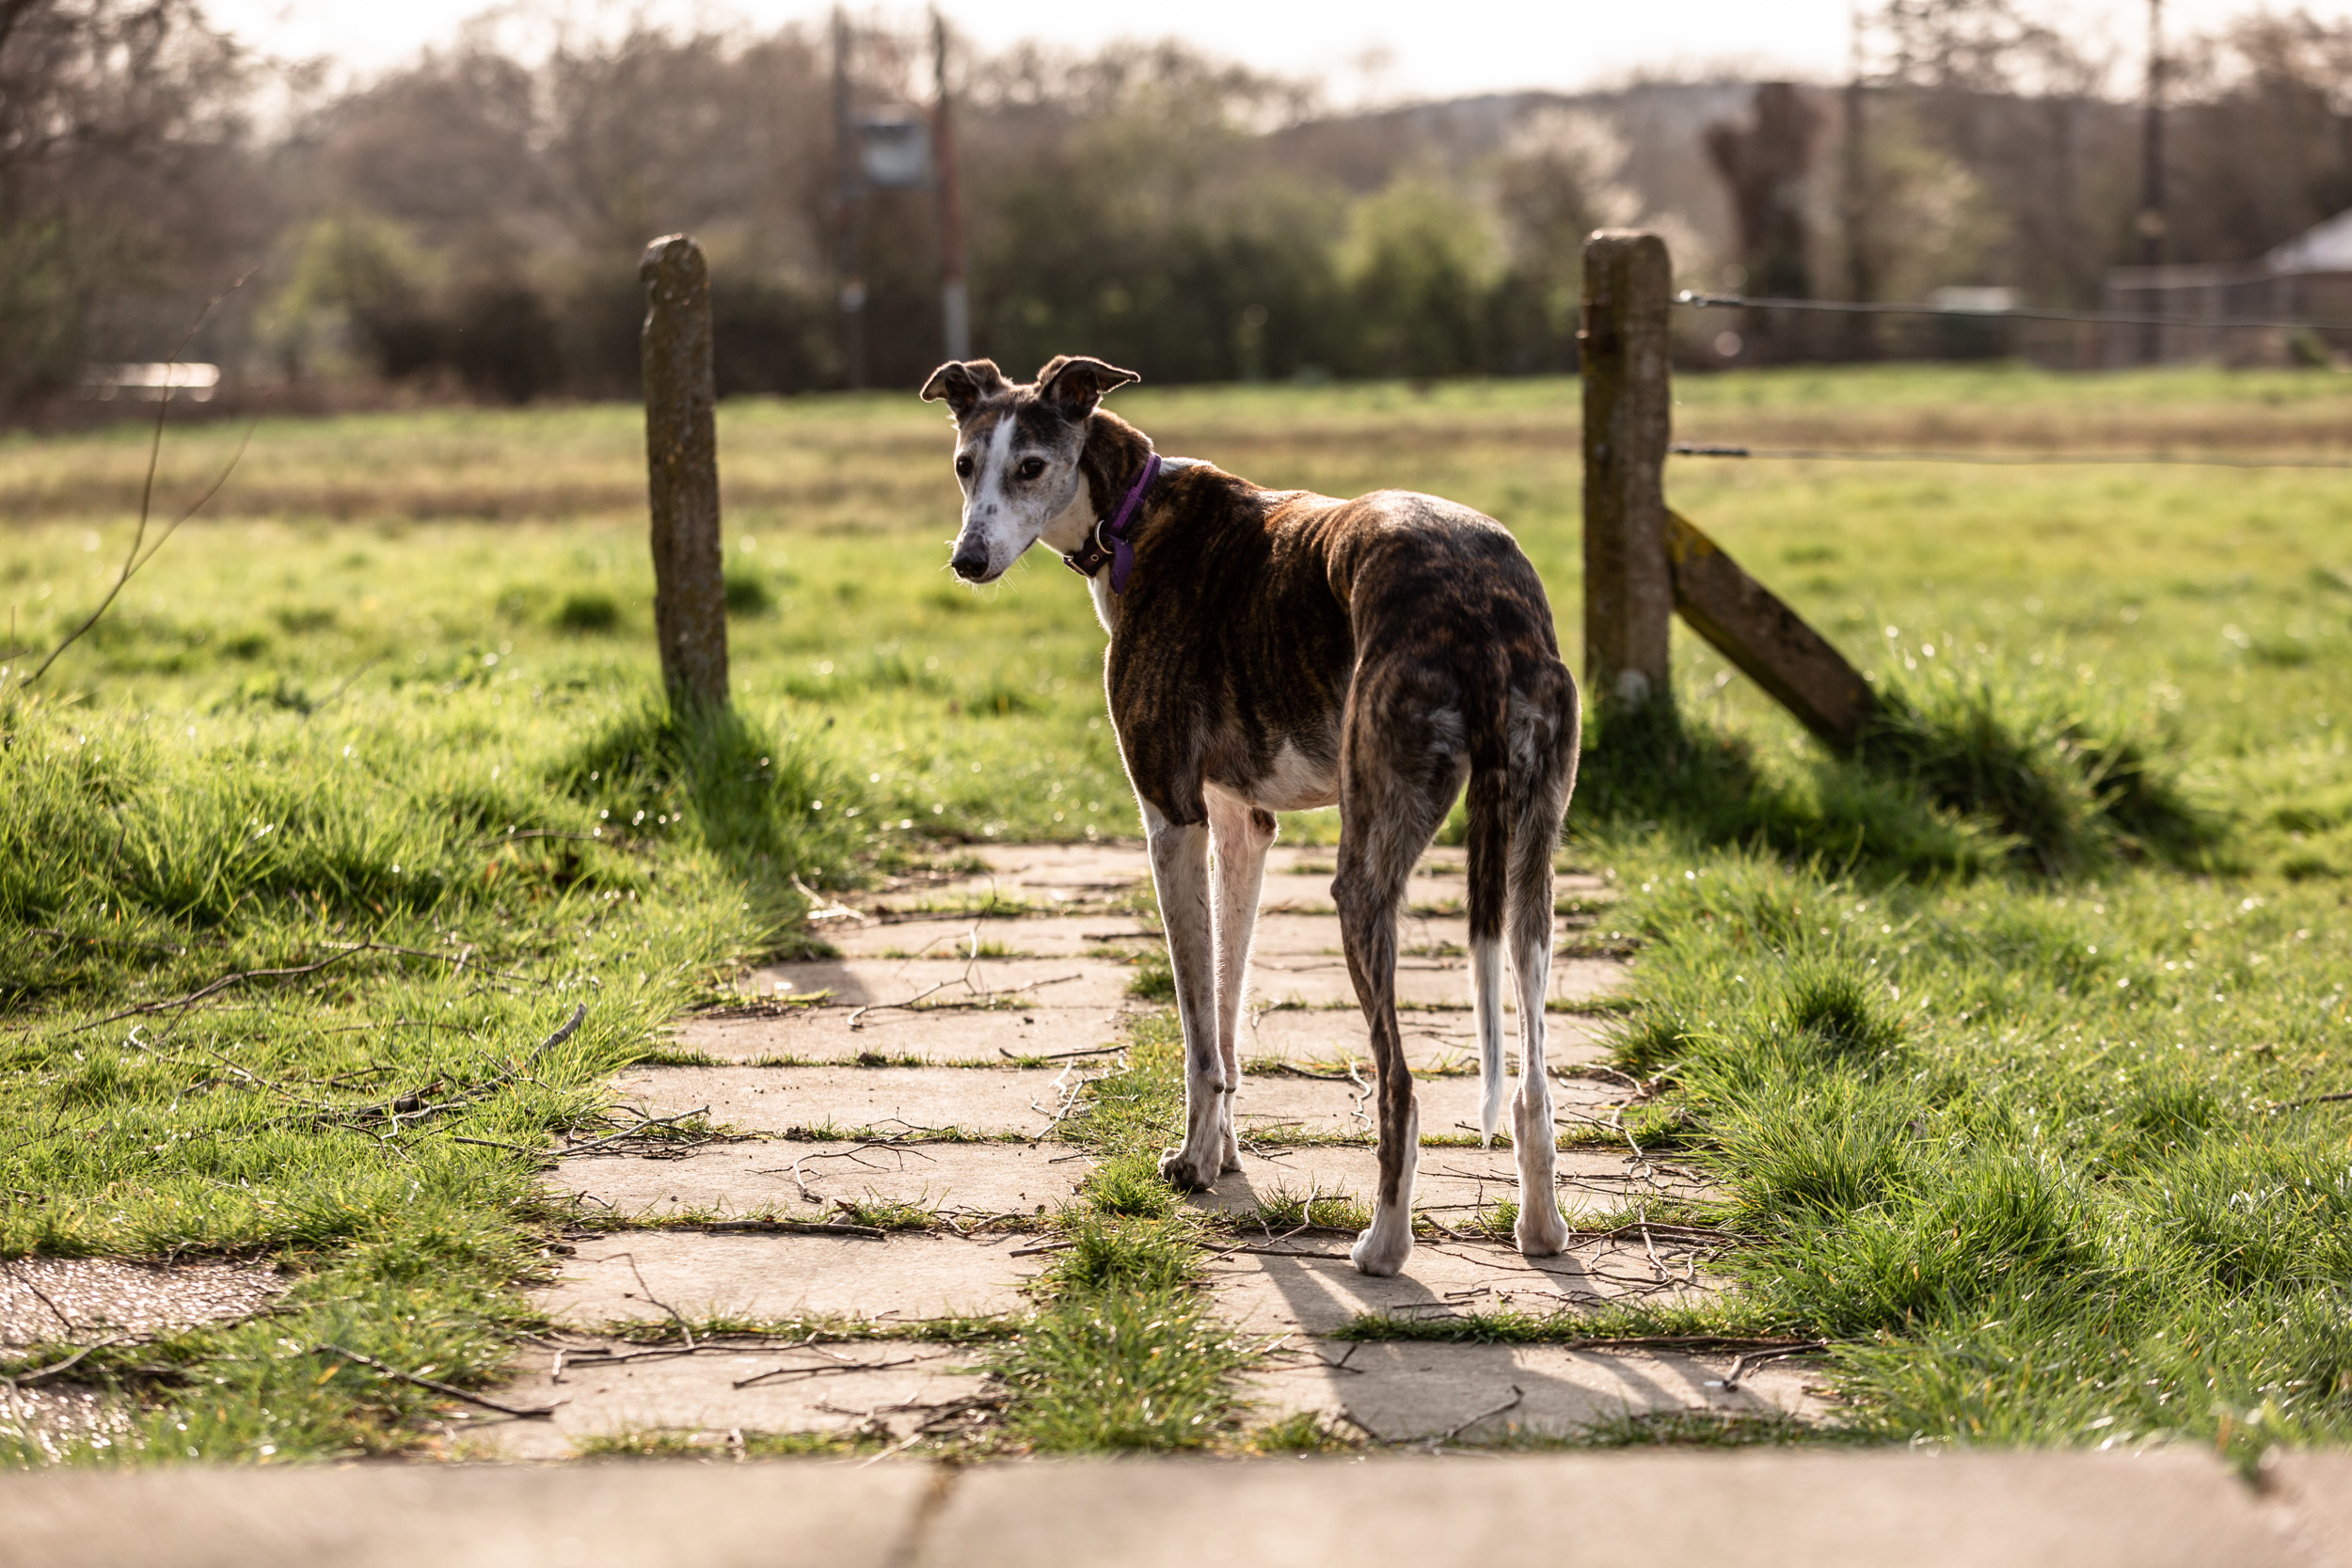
(207, 0, 2350, 103)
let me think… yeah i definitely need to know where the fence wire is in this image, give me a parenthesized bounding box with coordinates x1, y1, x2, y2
(1676, 291, 2352, 336)
(1668, 441, 2352, 468)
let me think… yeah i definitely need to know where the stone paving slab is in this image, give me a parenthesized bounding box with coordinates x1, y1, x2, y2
(1245, 1340, 1820, 1437)
(923, 1450, 2304, 1568)
(675, 1005, 1129, 1065)
(827, 915, 1159, 959)
(0, 1259, 282, 1348)
(2266, 1451, 2352, 1568)
(548, 1142, 1090, 1223)
(477, 1338, 992, 1460)
(616, 1065, 1092, 1139)
(830, 910, 1598, 965)
(0, 1382, 132, 1464)
(0, 1451, 2312, 1568)
(1244, 955, 1628, 1010)
(886, 843, 1611, 921)
(0, 1464, 930, 1568)
(1234, 1070, 1632, 1143)
(1200, 1147, 1704, 1220)
(864, 844, 1149, 916)
(534, 1230, 1043, 1326)
(1255, 871, 1475, 914)
(741, 958, 1134, 1009)
(1208, 1233, 1712, 1333)
(1236, 1007, 1615, 1072)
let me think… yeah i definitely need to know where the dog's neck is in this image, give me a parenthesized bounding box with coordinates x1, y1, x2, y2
(1039, 410, 1154, 560)
(1039, 411, 1154, 636)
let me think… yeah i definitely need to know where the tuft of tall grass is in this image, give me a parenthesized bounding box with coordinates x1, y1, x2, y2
(1574, 657, 2214, 881)
(552, 695, 866, 912)
(1856, 657, 2216, 875)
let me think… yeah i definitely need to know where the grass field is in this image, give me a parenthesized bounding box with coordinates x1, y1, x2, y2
(6, 363, 2352, 1463)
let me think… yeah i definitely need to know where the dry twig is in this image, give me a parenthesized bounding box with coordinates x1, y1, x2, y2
(319, 1343, 561, 1419)
(13, 273, 259, 690)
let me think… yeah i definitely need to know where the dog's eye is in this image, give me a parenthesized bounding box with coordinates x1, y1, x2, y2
(1016, 457, 1046, 481)
(954, 454, 974, 479)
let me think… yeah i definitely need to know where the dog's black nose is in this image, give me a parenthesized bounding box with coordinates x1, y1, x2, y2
(949, 545, 991, 581)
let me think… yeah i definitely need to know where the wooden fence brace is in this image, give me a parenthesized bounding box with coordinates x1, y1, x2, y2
(1580, 230, 1676, 713)
(641, 233, 730, 711)
(1664, 512, 1872, 753)
(1580, 228, 1875, 753)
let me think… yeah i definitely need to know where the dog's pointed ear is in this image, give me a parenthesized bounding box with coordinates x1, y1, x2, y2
(1035, 356, 1140, 420)
(919, 359, 1009, 422)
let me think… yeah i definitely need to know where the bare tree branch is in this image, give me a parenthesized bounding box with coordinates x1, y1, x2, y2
(12, 267, 257, 691)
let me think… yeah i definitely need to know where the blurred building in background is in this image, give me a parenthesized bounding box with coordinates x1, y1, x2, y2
(2105, 207, 2352, 367)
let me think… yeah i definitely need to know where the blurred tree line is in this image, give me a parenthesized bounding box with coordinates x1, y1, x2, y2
(6, 0, 2352, 414)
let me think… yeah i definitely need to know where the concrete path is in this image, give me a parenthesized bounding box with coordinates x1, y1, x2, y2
(488, 841, 1824, 1457)
(5, 1449, 2346, 1568)
(3, 1258, 284, 1459)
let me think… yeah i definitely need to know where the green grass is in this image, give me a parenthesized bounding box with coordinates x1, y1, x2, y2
(8, 362, 2352, 1462)
(993, 1011, 1254, 1450)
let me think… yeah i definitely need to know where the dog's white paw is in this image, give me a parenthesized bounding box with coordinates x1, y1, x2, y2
(1349, 1213, 1413, 1277)
(1515, 1199, 1571, 1258)
(1157, 1147, 1216, 1193)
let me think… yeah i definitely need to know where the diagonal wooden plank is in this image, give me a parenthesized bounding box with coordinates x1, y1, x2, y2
(1665, 510, 1875, 753)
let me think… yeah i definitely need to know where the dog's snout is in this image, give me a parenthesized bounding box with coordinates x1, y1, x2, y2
(949, 543, 991, 582)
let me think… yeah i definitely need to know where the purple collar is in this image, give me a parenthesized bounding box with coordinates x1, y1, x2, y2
(1062, 453, 1160, 594)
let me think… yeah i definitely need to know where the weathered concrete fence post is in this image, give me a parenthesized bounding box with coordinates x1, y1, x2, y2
(641, 233, 730, 711)
(1579, 230, 1676, 716)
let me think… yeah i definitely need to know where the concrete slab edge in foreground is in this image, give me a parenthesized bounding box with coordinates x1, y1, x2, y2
(3, 1449, 2346, 1568)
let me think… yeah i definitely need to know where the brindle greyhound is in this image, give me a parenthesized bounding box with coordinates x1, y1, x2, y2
(920, 354, 1580, 1277)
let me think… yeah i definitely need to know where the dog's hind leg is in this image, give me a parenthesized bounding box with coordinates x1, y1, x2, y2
(1336, 725, 1462, 1278)
(1146, 802, 1225, 1192)
(1506, 677, 1581, 1258)
(1464, 766, 1510, 1147)
(1206, 787, 1277, 1174)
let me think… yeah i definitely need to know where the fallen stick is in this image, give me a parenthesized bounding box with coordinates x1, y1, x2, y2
(3, 1336, 135, 1387)
(1719, 1338, 1832, 1389)
(319, 1343, 561, 1419)
(730, 1356, 925, 1390)
(1435, 1384, 1524, 1443)
(700, 1218, 888, 1239)
(998, 1044, 1124, 1062)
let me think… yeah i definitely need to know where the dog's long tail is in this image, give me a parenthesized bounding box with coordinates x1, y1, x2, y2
(1467, 659, 1582, 1146)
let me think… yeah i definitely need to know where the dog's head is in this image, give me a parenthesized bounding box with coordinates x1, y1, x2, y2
(919, 355, 1139, 584)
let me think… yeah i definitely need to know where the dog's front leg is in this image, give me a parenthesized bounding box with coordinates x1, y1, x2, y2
(1206, 790, 1277, 1174)
(1145, 806, 1224, 1191)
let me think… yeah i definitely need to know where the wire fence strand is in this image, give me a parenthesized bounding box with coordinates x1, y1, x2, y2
(1668, 441, 2352, 469)
(1676, 291, 2352, 336)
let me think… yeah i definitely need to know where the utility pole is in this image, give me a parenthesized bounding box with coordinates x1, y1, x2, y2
(833, 8, 867, 391)
(1839, 3, 1874, 359)
(2137, 0, 2166, 365)
(932, 8, 970, 363)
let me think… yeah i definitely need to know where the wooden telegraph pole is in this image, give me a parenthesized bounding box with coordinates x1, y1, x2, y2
(640, 233, 729, 711)
(932, 8, 970, 363)
(1579, 230, 1675, 715)
(833, 9, 868, 391)
(2137, 0, 2167, 366)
